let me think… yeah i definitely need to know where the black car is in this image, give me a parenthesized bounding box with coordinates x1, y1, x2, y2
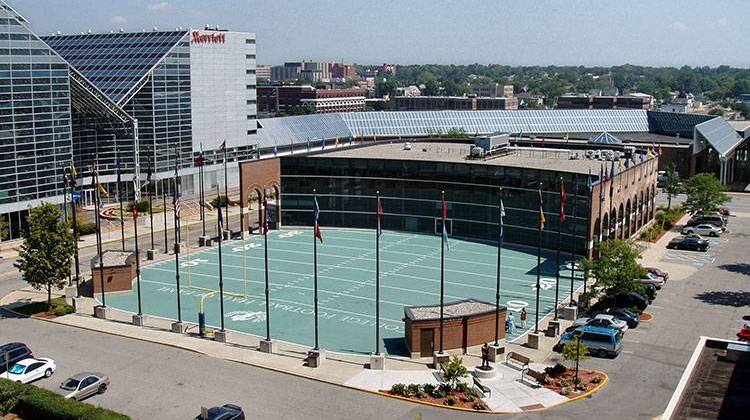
(686, 214, 726, 228)
(195, 404, 245, 420)
(667, 236, 709, 251)
(0, 342, 33, 374)
(605, 308, 640, 328)
(613, 292, 648, 311)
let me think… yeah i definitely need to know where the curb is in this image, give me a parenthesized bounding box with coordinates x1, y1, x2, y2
(370, 390, 493, 414)
(539, 370, 609, 410)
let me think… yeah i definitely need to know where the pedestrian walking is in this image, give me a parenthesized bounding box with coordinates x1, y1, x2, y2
(520, 307, 527, 328)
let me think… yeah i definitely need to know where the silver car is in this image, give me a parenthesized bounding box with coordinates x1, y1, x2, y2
(55, 372, 109, 400)
(682, 224, 722, 237)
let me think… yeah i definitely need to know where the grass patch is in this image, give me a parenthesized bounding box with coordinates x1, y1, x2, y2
(13, 297, 74, 317)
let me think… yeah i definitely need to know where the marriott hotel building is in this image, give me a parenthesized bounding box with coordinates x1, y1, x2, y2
(0, 0, 257, 239)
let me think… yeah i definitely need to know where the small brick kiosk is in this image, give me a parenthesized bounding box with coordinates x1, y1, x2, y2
(404, 299, 507, 358)
(90, 250, 137, 295)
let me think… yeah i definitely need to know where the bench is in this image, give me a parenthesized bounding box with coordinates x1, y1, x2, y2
(472, 376, 491, 398)
(522, 368, 548, 386)
(506, 351, 531, 369)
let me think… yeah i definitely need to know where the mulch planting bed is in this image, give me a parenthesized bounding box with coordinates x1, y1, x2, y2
(383, 388, 489, 411)
(544, 369, 605, 397)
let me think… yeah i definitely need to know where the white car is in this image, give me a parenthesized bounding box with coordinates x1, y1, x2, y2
(637, 272, 666, 289)
(682, 224, 722, 237)
(0, 357, 56, 383)
(573, 314, 628, 331)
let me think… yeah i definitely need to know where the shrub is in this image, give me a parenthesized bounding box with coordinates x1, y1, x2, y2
(561, 386, 570, 396)
(560, 378, 570, 387)
(442, 355, 468, 389)
(422, 383, 435, 395)
(455, 382, 470, 394)
(473, 402, 487, 411)
(574, 377, 582, 385)
(210, 195, 230, 208)
(126, 199, 150, 213)
(591, 375, 602, 384)
(438, 383, 452, 395)
(431, 387, 447, 399)
(406, 384, 421, 397)
(461, 394, 475, 403)
(0, 379, 128, 419)
(77, 221, 97, 236)
(444, 396, 456, 406)
(577, 383, 588, 391)
(544, 363, 568, 378)
(390, 383, 407, 397)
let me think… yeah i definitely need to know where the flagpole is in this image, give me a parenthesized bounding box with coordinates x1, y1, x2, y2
(93, 165, 106, 307)
(173, 149, 182, 323)
(535, 182, 543, 333)
(494, 189, 503, 346)
(162, 177, 168, 254)
(217, 183, 225, 331)
(62, 167, 71, 288)
(264, 192, 270, 342)
(555, 178, 563, 320)
(439, 190, 446, 354)
(570, 182, 578, 304)
(116, 147, 125, 251)
(598, 165, 604, 249)
(223, 143, 229, 235)
(133, 202, 142, 316)
(69, 167, 81, 297)
(147, 148, 154, 251)
(584, 180, 593, 300)
(375, 191, 381, 355)
(200, 156, 206, 237)
(313, 189, 319, 351)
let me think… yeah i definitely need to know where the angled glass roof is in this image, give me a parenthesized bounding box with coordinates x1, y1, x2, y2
(257, 109, 649, 149)
(695, 117, 744, 158)
(42, 31, 188, 104)
(588, 131, 622, 145)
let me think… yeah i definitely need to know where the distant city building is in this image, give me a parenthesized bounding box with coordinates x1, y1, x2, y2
(382, 63, 397, 76)
(394, 96, 518, 111)
(270, 61, 356, 83)
(472, 83, 514, 98)
(556, 94, 651, 110)
(398, 85, 421, 97)
(256, 65, 271, 81)
(659, 93, 695, 113)
(363, 64, 397, 78)
(257, 85, 365, 116)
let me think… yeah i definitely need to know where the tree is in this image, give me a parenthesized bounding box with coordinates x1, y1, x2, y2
(562, 337, 590, 365)
(682, 173, 730, 215)
(662, 163, 681, 210)
(442, 355, 468, 389)
(0, 214, 7, 241)
(580, 240, 647, 297)
(14, 203, 76, 305)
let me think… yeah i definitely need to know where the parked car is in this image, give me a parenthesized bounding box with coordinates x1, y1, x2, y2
(682, 224, 723, 237)
(686, 214, 726, 228)
(667, 236, 709, 251)
(55, 372, 110, 400)
(195, 404, 245, 420)
(637, 272, 666, 289)
(604, 308, 640, 328)
(738, 321, 750, 342)
(614, 291, 649, 311)
(0, 343, 32, 374)
(0, 357, 56, 383)
(645, 267, 669, 282)
(570, 314, 628, 331)
(558, 326, 624, 358)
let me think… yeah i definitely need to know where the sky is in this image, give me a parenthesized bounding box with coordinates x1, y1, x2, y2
(11, 0, 750, 67)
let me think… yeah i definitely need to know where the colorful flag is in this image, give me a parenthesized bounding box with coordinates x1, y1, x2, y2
(273, 145, 278, 156)
(618, 158, 624, 172)
(97, 180, 109, 198)
(658, 144, 663, 158)
(646, 148, 655, 158)
(539, 187, 546, 230)
(560, 181, 566, 223)
(441, 196, 450, 251)
(174, 161, 180, 219)
(335, 137, 339, 147)
(348, 135, 353, 146)
(218, 140, 226, 152)
(377, 195, 383, 238)
(133, 206, 138, 220)
(313, 195, 323, 243)
(133, 174, 140, 201)
(499, 200, 506, 247)
(70, 163, 77, 178)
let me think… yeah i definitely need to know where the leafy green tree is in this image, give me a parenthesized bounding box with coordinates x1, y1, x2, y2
(580, 240, 647, 297)
(14, 203, 76, 305)
(662, 163, 681, 210)
(682, 173, 731, 214)
(442, 355, 468, 389)
(562, 336, 590, 366)
(0, 214, 8, 241)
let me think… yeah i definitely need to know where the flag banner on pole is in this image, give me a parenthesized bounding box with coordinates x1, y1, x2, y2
(587, 169, 593, 191)
(218, 140, 226, 152)
(349, 135, 353, 146)
(335, 137, 339, 147)
(70, 163, 77, 178)
(217, 200, 223, 231)
(646, 148, 655, 158)
(539, 188, 546, 230)
(97, 180, 108, 198)
(273, 145, 278, 156)
(560, 181, 566, 223)
(441, 196, 450, 251)
(377, 196, 383, 238)
(133, 175, 141, 201)
(658, 144, 663, 158)
(610, 160, 616, 180)
(618, 159, 624, 172)
(499, 199, 505, 247)
(133, 207, 138, 220)
(314, 196, 323, 243)
(263, 195, 269, 234)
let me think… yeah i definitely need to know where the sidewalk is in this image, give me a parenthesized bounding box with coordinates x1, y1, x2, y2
(0, 287, 583, 414)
